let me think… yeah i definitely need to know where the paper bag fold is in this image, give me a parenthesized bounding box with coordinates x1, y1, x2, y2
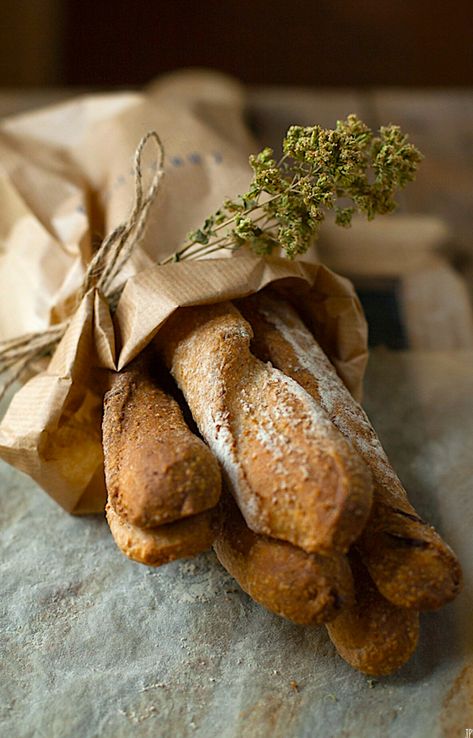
(0, 254, 367, 514)
(0, 70, 368, 514)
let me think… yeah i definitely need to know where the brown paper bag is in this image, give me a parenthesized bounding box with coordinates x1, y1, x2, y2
(0, 70, 368, 514)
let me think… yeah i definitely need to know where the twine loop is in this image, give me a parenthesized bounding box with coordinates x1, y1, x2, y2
(0, 130, 165, 401)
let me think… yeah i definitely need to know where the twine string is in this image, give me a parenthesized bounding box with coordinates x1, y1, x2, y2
(0, 130, 164, 402)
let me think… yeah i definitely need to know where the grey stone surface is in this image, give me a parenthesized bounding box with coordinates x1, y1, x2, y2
(1, 350, 472, 738)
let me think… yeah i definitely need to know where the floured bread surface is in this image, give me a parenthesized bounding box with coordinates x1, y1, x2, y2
(158, 302, 373, 555)
(237, 292, 402, 500)
(106, 503, 219, 566)
(214, 496, 355, 625)
(239, 291, 462, 609)
(103, 363, 221, 528)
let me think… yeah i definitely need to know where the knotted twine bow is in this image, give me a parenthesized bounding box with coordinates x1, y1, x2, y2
(0, 131, 165, 401)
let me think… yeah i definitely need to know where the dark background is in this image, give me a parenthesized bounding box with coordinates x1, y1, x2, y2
(1, 0, 473, 88)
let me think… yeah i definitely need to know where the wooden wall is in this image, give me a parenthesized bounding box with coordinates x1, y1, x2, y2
(1, 1, 473, 87)
(0, 0, 64, 86)
(63, 0, 473, 87)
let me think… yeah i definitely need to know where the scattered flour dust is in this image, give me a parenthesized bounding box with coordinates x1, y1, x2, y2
(176, 553, 231, 604)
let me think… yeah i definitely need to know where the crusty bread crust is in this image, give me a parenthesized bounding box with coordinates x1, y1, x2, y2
(216, 495, 418, 675)
(158, 302, 373, 555)
(106, 503, 219, 566)
(102, 361, 221, 528)
(326, 555, 419, 676)
(214, 496, 354, 625)
(238, 290, 462, 609)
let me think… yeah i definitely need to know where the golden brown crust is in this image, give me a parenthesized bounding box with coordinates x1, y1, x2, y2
(102, 361, 221, 528)
(157, 302, 373, 555)
(326, 555, 419, 676)
(214, 496, 355, 625)
(106, 503, 220, 566)
(238, 290, 462, 609)
(358, 501, 462, 609)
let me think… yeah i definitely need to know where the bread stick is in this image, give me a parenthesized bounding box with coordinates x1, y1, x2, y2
(326, 554, 419, 676)
(102, 359, 221, 528)
(215, 496, 417, 674)
(214, 495, 354, 625)
(157, 302, 373, 555)
(106, 503, 219, 566)
(238, 290, 462, 609)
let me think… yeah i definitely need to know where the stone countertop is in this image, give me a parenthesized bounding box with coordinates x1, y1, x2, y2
(1, 349, 472, 738)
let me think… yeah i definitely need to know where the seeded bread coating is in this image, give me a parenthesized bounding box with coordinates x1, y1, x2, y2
(157, 302, 373, 555)
(326, 554, 419, 676)
(102, 361, 221, 528)
(238, 290, 462, 609)
(214, 495, 355, 625)
(106, 503, 219, 566)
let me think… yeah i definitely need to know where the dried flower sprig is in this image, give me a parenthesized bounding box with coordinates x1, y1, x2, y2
(162, 114, 422, 264)
(0, 121, 421, 399)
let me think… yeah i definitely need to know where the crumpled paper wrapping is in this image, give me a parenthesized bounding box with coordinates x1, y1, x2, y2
(0, 70, 368, 514)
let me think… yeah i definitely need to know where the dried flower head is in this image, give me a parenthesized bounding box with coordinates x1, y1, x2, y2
(163, 115, 423, 264)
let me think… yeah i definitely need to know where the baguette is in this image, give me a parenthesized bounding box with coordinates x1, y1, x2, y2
(238, 290, 462, 609)
(215, 496, 418, 675)
(106, 503, 219, 566)
(157, 302, 373, 555)
(214, 495, 354, 625)
(326, 554, 419, 676)
(102, 359, 221, 528)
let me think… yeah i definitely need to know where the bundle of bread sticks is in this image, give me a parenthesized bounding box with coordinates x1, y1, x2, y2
(102, 288, 462, 676)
